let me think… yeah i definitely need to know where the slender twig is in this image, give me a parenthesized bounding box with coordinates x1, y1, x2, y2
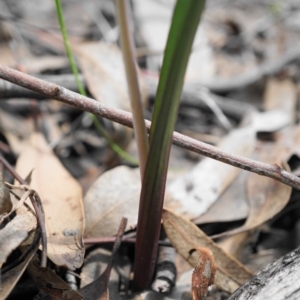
(0, 65, 300, 190)
(115, 0, 149, 178)
(0, 155, 47, 267)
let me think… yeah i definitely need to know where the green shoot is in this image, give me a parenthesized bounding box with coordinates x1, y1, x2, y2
(133, 0, 206, 290)
(54, 0, 138, 165)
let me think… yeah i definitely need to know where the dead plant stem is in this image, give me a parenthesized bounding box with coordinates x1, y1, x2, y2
(115, 0, 149, 178)
(0, 65, 300, 190)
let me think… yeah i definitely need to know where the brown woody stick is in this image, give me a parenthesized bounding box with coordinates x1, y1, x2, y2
(0, 64, 300, 190)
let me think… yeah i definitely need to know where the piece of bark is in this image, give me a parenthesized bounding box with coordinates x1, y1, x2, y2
(151, 246, 177, 294)
(228, 247, 300, 300)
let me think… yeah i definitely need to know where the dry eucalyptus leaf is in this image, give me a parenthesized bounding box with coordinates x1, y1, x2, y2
(0, 211, 36, 266)
(263, 78, 297, 116)
(218, 231, 253, 262)
(0, 109, 34, 155)
(0, 44, 15, 66)
(22, 55, 69, 73)
(244, 146, 292, 230)
(0, 232, 39, 300)
(162, 209, 253, 294)
(215, 141, 292, 239)
(77, 42, 147, 111)
(80, 218, 127, 300)
(0, 172, 12, 215)
(194, 170, 249, 224)
(167, 126, 255, 219)
(132, 0, 215, 81)
(84, 166, 140, 238)
(80, 248, 113, 288)
(15, 132, 85, 270)
(76, 42, 147, 158)
(27, 255, 83, 300)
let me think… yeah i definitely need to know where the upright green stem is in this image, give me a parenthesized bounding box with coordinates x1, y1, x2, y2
(133, 0, 206, 290)
(115, 0, 149, 178)
(54, 0, 85, 96)
(54, 0, 137, 165)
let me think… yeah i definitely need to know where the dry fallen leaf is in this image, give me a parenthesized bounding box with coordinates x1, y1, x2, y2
(0, 211, 36, 267)
(80, 218, 127, 300)
(77, 42, 147, 160)
(0, 172, 12, 215)
(27, 255, 83, 300)
(167, 126, 256, 219)
(194, 170, 249, 224)
(84, 166, 140, 238)
(15, 132, 85, 270)
(0, 109, 34, 155)
(80, 248, 114, 289)
(77, 42, 147, 111)
(162, 209, 253, 293)
(0, 231, 39, 300)
(263, 77, 297, 116)
(191, 247, 217, 300)
(213, 140, 292, 239)
(132, 0, 215, 82)
(245, 154, 291, 230)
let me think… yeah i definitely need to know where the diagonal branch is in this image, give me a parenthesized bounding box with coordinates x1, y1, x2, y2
(0, 64, 299, 190)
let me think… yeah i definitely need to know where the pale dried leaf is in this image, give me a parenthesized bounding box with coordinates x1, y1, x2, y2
(0, 211, 36, 266)
(0, 172, 12, 215)
(245, 146, 292, 230)
(252, 110, 294, 133)
(80, 218, 127, 300)
(84, 166, 140, 238)
(167, 126, 255, 219)
(132, 0, 215, 81)
(0, 110, 34, 155)
(76, 42, 142, 155)
(15, 132, 85, 270)
(77, 42, 147, 111)
(0, 233, 38, 300)
(163, 209, 253, 294)
(254, 78, 297, 132)
(218, 232, 252, 260)
(27, 255, 83, 300)
(263, 78, 297, 114)
(194, 170, 249, 224)
(22, 56, 69, 73)
(0, 44, 15, 66)
(80, 248, 112, 288)
(217, 141, 292, 238)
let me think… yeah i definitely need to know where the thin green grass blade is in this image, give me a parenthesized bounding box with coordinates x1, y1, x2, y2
(133, 0, 206, 290)
(54, 0, 138, 165)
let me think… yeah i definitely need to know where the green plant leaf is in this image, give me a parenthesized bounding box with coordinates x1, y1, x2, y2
(134, 0, 206, 290)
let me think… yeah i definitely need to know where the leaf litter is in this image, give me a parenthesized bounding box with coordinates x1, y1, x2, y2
(162, 209, 253, 294)
(15, 131, 85, 270)
(79, 218, 127, 300)
(2, 0, 300, 299)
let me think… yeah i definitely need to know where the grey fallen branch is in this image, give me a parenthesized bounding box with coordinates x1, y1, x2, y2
(0, 73, 252, 121)
(228, 247, 300, 300)
(0, 64, 300, 190)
